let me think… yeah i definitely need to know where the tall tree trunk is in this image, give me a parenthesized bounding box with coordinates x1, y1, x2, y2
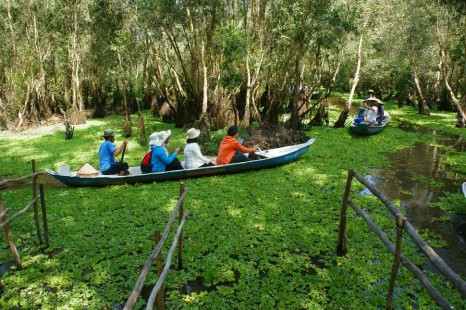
(437, 24, 466, 127)
(117, 51, 132, 137)
(7, 0, 16, 57)
(200, 41, 211, 139)
(334, 17, 368, 128)
(413, 72, 431, 115)
(243, 53, 252, 127)
(71, 3, 83, 112)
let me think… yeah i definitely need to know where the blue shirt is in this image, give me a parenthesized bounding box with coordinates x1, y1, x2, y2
(99, 141, 116, 171)
(151, 146, 176, 172)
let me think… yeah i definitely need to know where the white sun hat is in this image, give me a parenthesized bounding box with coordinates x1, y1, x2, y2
(159, 130, 172, 145)
(187, 128, 200, 139)
(148, 132, 160, 147)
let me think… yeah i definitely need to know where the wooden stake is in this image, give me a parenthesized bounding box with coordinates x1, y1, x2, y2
(386, 214, 404, 310)
(336, 169, 353, 256)
(32, 160, 43, 244)
(0, 194, 22, 269)
(155, 231, 164, 310)
(352, 170, 466, 298)
(178, 182, 184, 270)
(39, 184, 49, 247)
(348, 199, 452, 309)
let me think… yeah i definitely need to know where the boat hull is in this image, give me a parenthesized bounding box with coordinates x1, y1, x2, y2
(350, 123, 387, 135)
(47, 139, 316, 187)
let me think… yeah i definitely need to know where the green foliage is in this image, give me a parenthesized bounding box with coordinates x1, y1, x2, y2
(0, 108, 464, 309)
(430, 192, 466, 214)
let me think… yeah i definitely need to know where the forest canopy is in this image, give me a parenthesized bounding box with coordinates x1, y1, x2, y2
(0, 0, 464, 131)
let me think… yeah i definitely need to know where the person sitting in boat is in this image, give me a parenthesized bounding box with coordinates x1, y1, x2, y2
(99, 129, 129, 176)
(375, 99, 385, 124)
(216, 125, 258, 165)
(148, 132, 160, 151)
(184, 128, 216, 169)
(151, 130, 183, 172)
(353, 99, 367, 124)
(367, 89, 377, 98)
(362, 98, 378, 125)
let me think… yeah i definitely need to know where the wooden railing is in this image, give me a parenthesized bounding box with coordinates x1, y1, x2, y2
(0, 160, 49, 269)
(124, 182, 189, 310)
(336, 169, 465, 310)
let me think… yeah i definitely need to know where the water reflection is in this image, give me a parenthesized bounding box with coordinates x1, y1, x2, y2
(365, 127, 466, 279)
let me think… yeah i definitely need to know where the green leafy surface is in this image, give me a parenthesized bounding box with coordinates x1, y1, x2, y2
(0, 107, 464, 309)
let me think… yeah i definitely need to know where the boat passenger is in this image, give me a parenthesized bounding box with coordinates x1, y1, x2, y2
(140, 132, 160, 173)
(148, 132, 159, 151)
(184, 128, 216, 169)
(375, 99, 385, 124)
(98, 129, 129, 176)
(216, 125, 258, 165)
(363, 98, 378, 125)
(353, 100, 367, 124)
(151, 130, 183, 172)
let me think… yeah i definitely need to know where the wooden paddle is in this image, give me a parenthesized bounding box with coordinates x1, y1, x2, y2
(120, 145, 126, 163)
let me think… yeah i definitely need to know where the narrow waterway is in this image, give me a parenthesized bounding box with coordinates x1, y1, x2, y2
(365, 122, 466, 279)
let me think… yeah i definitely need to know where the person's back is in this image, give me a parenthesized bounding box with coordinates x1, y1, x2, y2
(150, 145, 176, 172)
(98, 129, 129, 175)
(216, 126, 257, 165)
(183, 128, 215, 169)
(150, 130, 182, 172)
(99, 140, 116, 171)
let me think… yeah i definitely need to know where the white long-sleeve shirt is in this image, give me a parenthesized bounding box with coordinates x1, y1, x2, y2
(183, 143, 211, 169)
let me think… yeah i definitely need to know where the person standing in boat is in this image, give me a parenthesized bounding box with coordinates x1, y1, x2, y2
(151, 130, 183, 172)
(184, 128, 216, 169)
(99, 129, 129, 176)
(216, 125, 258, 165)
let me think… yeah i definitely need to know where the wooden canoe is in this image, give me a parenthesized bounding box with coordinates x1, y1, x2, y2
(46, 138, 316, 187)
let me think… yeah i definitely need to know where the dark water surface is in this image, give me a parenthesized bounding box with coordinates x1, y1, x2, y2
(365, 122, 466, 279)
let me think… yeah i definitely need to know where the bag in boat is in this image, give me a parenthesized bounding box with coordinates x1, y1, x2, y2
(140, 151, 153, 173)
(77, 163, 98, 177)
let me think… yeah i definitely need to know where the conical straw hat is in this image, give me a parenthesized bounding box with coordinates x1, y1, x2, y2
(77, 163, 98, 177)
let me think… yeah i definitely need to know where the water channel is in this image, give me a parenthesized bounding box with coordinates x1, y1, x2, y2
(363, 122, 466, 279)
(328, 97, 465, 279)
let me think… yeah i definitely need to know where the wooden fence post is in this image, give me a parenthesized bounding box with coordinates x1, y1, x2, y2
(0, 194, 22, 269)
(154, 231, 165, 310)
(178, 182, 185, 270)
(386, 214, 404, 310)
(39, 184, 49, 247)
(32, 160, 43, 244)
(336, 169, 354, 256)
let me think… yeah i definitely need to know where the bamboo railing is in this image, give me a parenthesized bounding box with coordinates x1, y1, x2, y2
(0, 160, 50, 269)
(124, 182, 189, 310)
(336, 169, 465, 310)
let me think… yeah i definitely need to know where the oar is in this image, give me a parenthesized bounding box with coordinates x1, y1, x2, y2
(120, 145, 126, 163)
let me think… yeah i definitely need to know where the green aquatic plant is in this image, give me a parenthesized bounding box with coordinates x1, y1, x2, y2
(0, 107, 464, 309)
(430, 191, 466, 214)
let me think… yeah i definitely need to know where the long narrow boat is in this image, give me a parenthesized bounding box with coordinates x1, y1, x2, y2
(46, 138, 316, 187)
